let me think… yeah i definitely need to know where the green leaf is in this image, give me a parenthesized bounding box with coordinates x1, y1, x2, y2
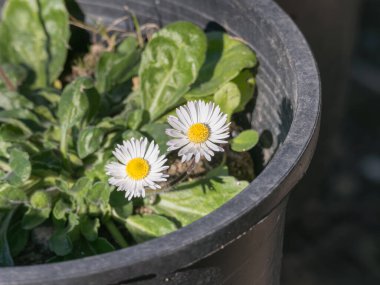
(233, 70, 256, 112)
(70, 177, 92, 199)
(214, 82, 241, 120)
(139, 21, 207, 121)
(231, 130, 259, 152)
(95, 37, 140, 94)
(140, 123, 170, 153)
(88, 237, 115, 254)
(7, 148, 31, 185)
(0, 209, 16, 266)
(68, 152, 83, 168)
(126, 214, 177, 243)
(66, 237, 115, 260)
(186, 32, 257, 98)
(0, 233, 13, 266)
(34, 105, 56, 123)
(113, 203, 133, 220)
(0, 109, 41, 132)
(55, 179, 70, 193)
(0, 64, 28, 91)
(117, 37, 139, 54)
(86, 182, 111, 214)
(77, 127, 105, 159)
(21, 191, 51, 229)
(80, 216, 100, 242)
(0, 141, 11, 158)
(50, 213, 79, 253)
(150, 176, 248, 226)
(0, 123, 30, 142)
(7, 221, 29, 257)
(57, 77, 100, 130)
(67, 212, 80, 232)
(126, 109, 149, 130)
(122, 130, 144, 141)
(0, 113, 33, 141)
(0, 0, 70, 87)
(0, 90, 33, 110)
(110, 190, 133, 219)
(31, 150, 62, 176)
(84, 150, 112, 181)
(0, 185, 27, 210)
(52, 198, 70, 221)
(109, 190, 129, 207)
(49, 228, 72, 256)
(32, 88, 61, 107)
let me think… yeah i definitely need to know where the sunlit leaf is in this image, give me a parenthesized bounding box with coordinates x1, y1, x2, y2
(52, 198, 70, 221)
(77, 127, 105, 159)
(86, 182, 111, 215)
(139, 21, 207, 121)
(0, 64, 28, 91)
(214, 82, 241, 120)
(150, 176, 248, 226)
(95, 37, 140, 94)
(0, 90, 33, 110)
(70, 177, 92, 199)
(0, 0, 70, 87)
(186, 32, 257, 98)
(6, 148, 31, 185)
(57, 77, 100, 130)
(233, 70, 256, 112)
(231, 130, 259, 152)
(126, 214, 177, 243)
(126, 109, 149, 130)
(21, 191, 51, 229)
(0, 185, 27, 210)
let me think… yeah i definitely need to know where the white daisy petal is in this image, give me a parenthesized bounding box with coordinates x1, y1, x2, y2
(168, 116, 187, 132)
(176, 107, 190, 127)
(195, 152, 201, 163)
(206, 140, 224, 152)
(105, 138, 168, 199)
(166, 100, 230, 162)
(188, 101, 198, 123)
(166, 128, 185, 138)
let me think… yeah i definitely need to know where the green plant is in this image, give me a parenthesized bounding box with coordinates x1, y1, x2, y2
(0, 0, 259, 265)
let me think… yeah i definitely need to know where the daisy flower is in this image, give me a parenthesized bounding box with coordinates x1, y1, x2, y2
(166, 100, 230, 163)
(105, 138, 169, 200)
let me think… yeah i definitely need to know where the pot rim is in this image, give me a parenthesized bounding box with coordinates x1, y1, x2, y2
(0, 0, 321, 283)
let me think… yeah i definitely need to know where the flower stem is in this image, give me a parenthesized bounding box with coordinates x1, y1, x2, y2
(124, 6, 144, 48)
(104, 218, 128, 248)
(146, 158, 196, 196)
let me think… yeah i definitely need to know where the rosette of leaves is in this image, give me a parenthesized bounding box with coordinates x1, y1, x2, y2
(0, 0, 259, 265)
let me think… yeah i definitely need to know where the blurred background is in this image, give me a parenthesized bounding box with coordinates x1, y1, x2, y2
(274, 0, 380, 284)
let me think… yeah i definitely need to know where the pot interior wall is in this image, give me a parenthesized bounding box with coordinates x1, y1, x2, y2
(76, 0, 296, 168)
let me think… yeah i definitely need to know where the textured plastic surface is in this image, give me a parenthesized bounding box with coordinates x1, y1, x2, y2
(0, 0, 320, 284)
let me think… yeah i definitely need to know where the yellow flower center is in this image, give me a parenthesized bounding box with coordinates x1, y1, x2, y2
(126, 158, 150, 180)
(187, 123, 210, 143)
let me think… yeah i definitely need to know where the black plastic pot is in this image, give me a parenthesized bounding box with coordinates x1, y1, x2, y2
(0, 0, 320, 284)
